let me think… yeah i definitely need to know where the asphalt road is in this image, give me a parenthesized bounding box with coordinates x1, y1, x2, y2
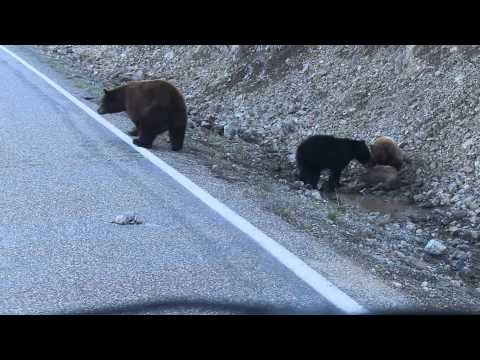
(0, 47, 365, 314)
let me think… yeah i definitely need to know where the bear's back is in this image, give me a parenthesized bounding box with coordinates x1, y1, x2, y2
(124, 80, 185, 116)
(298, 135, 359, 168)
(125, 80, 186, 118)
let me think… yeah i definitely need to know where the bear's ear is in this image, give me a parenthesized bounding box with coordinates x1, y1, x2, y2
(103, 88, 110, 94)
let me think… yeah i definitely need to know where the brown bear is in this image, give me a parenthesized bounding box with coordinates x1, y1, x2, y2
(97, 80, 187, 151)
(361, 165, 400, 190)
(369, 136, 402, 170)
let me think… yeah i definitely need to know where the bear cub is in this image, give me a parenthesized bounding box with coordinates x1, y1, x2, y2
(296, 135, 371, 191)
(97, 80, 187, 151)
(369, 136, 402, 170)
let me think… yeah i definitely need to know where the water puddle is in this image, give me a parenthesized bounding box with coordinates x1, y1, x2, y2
(329, 191, 428, 219)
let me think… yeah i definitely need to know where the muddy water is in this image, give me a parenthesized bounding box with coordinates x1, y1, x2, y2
(331, 191, 427, 219)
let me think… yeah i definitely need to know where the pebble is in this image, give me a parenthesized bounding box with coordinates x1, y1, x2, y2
(288, 153, 296, 164)
(469, 231, 479, 240)
(414, 236, 425, 244)
(405, 222, 416, 231)
(399, 240, 409, 248)
(224, 122, 240, 139)
(451, 280, 463, 287)
(394, 250, 406, 258)
(421, 281, 430, 291)
(112, 212, 143, 225)
(424, 239, 447, 255)
(200, 121, 211, 129)
(311, 191, 323, 201)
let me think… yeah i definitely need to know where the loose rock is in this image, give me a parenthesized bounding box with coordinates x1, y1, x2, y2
(112, 212, 144, 225)
(424, 239, 447, 256)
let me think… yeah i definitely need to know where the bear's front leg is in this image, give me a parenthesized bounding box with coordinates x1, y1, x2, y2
(301, 168, 320, 190)
(133, 138, 152, 149)
(127, 127, 138, 136)
(327, 168, 342, 192)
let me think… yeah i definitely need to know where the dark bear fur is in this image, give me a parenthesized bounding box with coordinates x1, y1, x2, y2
(97, 80, 187, 151)
(296, 135, 371, 191)
(369, 136, 402, 170)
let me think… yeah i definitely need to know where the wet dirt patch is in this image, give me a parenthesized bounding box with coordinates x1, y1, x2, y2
(335, 192, 427, 218)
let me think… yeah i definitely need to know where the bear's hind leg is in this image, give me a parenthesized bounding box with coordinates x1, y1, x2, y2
(133, 124, 157, 149)
(169, 124, 186, 151)
(327, 168, 343, 192)
(335, 177, 344, 187)
(298, 166, 306, 183)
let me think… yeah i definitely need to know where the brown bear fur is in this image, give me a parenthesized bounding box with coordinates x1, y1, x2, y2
(369, 136, 402, 170)
(97, 80, 187, 151)
(361, 165, 400, 190)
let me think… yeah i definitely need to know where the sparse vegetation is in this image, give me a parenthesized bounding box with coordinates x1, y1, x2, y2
(327, 211, 338, 222)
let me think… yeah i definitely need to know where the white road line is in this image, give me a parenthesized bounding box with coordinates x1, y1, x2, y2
(0, 45, 368, 314)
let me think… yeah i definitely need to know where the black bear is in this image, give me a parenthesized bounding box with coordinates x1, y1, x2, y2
(296, 135, 371, 191)
(97, 80, 187, 151)
(369, 136, 402, 170)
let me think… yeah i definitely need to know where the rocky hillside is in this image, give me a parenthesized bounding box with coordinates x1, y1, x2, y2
(36, 45, 480, 232)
